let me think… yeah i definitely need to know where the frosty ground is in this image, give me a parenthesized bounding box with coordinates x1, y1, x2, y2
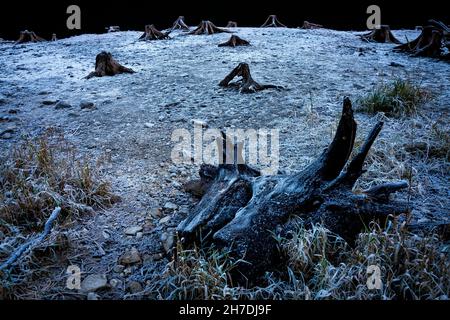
(0, 27, 449, 299)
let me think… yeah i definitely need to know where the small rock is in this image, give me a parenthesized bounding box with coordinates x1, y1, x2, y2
(109, 279, 122, 288)
(124, 226, 143, 236)
(118, 247, 141, 265)
(159, 216, 171, 225)
(80, 101, 96, 110)
(126, 281, 143, 294)
(144, 122, 154, 128)
(389, 62, 405, 68)
(164, 202, 178, 210)
(81, 274, 107, 292)
(136, 232, 143, 239)
(148, 208, 162, 219)
(42, 100, 57, 105)
(113, 264, 125, 273)
(161, 232, 175, 253)
(55, 101, 72, 110)
(87, 292, 99, 300)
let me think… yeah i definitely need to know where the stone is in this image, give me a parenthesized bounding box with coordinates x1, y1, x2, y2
(87, 292, 99, 300)
(55, 101, 72, 110)
(113, 264, 125, 273)
(118, 247, 141, 265)
(109, 279, 122, 288)
(161, 232, 175, 253)
(80, 101, 96, 110)
(124, 226, 143, 236)
(163, 202, 178, 210)
(144, 122, 154, 128)
(159, 216, 171, 225)
(148, 208, 162, 219)
(126, 281, 143, 294)
(42, 100, 57, 105)
(81, 274, 107, 292)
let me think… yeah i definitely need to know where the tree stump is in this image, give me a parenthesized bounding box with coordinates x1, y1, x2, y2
(218, 35, 250, 47)
(301, 21, 323, 29)
(188, 21, 231, 35)
(177, 97, 411, 281)
(15, 30, 46, 44)
(394, 23, 446, 58)
(85, 51, 135, 79)
(261, 15, 286, 28)
(51, 34, 57, 41)
(360, 25, 401, 44)
(219, 63, 282, 93)
(226, 21, 238, 28)
(171, 16, 190, 31)
(139, 24, 171, 40)
(106, 26, 121, 33)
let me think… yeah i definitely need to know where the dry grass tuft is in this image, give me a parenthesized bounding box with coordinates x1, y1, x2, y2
(357, 79, 431, 117)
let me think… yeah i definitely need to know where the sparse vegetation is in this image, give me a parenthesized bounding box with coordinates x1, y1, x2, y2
(357, 79, 431, 117)
(149, 221, 450, 300)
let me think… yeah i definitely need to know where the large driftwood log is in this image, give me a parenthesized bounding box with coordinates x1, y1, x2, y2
(219, 63, 282, 93)
(218, 35, 250, 47)
(139, 24, 170, 40)
(15, 30, 46, 44)
(261, 15, 286, 28)
(85, 51, 135, 79)
(394, 20, 449, 59)
(177, 98, 410, 281)
(360, 25, 401, 44)
(188, 21, 231, 35)
(171, 16, 190, 31)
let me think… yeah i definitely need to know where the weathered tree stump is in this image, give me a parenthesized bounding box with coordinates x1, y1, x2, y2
(171, 16, 190, 31)
(261, 15, 286, 28)
(188, 21, 231, 35)
(139, 24, 171, 40)
(218, 35, 250, 47)
(178, 97, 410, 281)
(51, 34, 57, 41)
(360, 25, 401, 44)
(85, 51, 135, 79)
(394, 20, 449, 59)
(301, 21, 323, 29)
(15, 30, 46, 44)
(226, 21, 238, 28)
(219, 63, 282, 93)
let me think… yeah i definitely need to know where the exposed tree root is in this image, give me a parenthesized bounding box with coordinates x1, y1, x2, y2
(226, 21, 238, 28)
(261, 15, 287, 28)
(360, 25, 401, 44)
(85, 51, 135, 79)
(171, 16, 190, 31)
(301, 21, 323, 29)
(139, 24, 171, 40)
(15, 30, 46, 44)
(188, 21, 231, 35)
(218, 35, 250, 47)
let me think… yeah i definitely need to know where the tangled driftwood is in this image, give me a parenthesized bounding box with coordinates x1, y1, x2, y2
(219, 63, 282, 93)
(15, 30, 46, 44)
(171, 16, 190, 31)
(139, 24, 170, 40)
(188, 21, 231, 35)
(394, 20, 449, 59)
(226, 21, 238, 28)
(178, 98, 410, 280)
(218, 35, 250, 47)
(261, 15, 286, 28)
(301, 21, 323, 29)
(360, 25, 401, 44)
(85, 51, 135, 79)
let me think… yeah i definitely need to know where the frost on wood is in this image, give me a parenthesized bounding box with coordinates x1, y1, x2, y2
(394, 20, 450, 59)
(15, 30, 46, 44)
(139, 24, 171, 40)
(85, 51, 135, 79)
(218, 35, 250, 47)
(170, 16, 190, 31)
(226, 21, 238, 28)
(261, 15, 287, 28)
(301, 21, 323, 29)
(360, 25, 401, 44)
(188, 21, 231, 35)
(219, 63, 282, 93)
(177, 97, 410, 280)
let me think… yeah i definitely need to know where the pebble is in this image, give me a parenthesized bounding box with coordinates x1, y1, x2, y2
(80, 101, 96, 110)
(161, 232, 175, 253)
(124, 226, 143, 236)
(118, 247, 141, 265)
(159, 216, 171, 225)
(81, 274, 108, 292)
(164, 202, 178, 210)
(126, 281, 143, 294)
(87, 292, 100, 300)
(55, 101, 72, 110)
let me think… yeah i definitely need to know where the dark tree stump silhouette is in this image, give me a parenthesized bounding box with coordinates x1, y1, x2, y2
(85, 51, 135, 79)
(15, 30, 46, 44)
(219, 63, 282, 93)
(51, 34, 57, 41)
(218, 35, 250, 47)
(261, 15, 286, 28)
(188, 21, 231, 35)
(171, 16, 190, 31)
(394, 20, 449, 59)
(226, 21, 238, 28)
(177, 97, 410, 281)
(139, 24, 171, 40)
(301, 21, 323, 29)
(360, 25, 401, 44)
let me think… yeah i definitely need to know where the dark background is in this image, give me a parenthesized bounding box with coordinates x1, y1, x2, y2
(0, 0, 448, 40)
